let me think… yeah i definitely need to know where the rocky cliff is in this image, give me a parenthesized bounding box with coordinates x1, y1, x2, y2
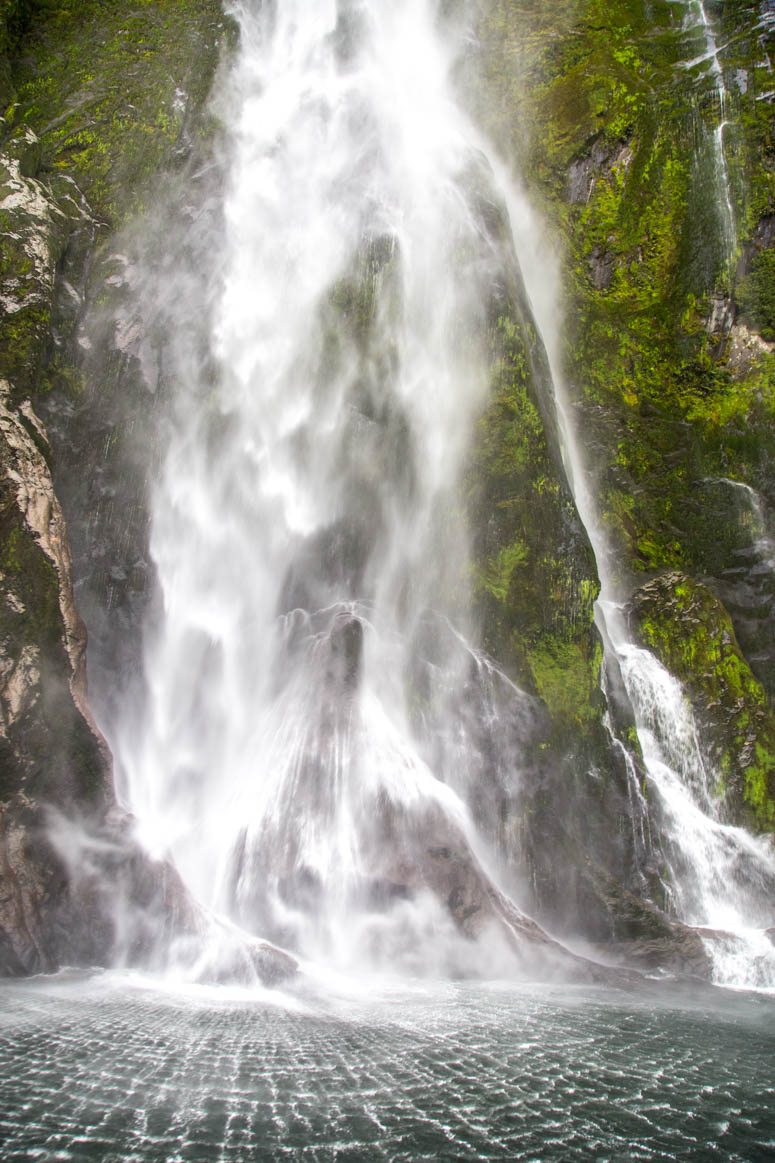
(0, 0, 230, 975)
(472, 0, 775, 830)
(463, 0, 775, 951)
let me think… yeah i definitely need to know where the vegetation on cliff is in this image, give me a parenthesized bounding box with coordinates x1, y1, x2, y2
(472, 0, 775, 832)
(0, 0, 226, 974)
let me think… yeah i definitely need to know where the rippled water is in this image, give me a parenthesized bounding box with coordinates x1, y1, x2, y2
(1, 972, 774, 1160)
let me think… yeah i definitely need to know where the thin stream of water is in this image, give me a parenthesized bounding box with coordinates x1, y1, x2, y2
(684, 0, 737, 259)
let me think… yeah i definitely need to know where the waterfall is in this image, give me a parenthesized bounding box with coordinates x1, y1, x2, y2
(498, 80, 775, 991)
(109, 0, 564, 977)
(100, 0, 775, 987)
(683, 0, 737, 265)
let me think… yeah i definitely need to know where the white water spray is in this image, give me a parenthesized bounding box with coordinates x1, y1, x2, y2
(111, 0, 552, 975)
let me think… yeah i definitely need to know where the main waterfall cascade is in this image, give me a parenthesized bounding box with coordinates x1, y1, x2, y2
(111, 0, 545, 977)
(100, 0, 775, 985)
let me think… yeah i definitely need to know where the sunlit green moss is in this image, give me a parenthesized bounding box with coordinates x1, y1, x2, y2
(468, 306, 602, 728)
(12, 0, 225, 226)
(632, 573, 775, 831)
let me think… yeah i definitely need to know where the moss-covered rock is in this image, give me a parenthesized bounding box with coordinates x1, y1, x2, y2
(0, 0, 31, 108)
(468, 1, 774, 585)
(0, 138, 72, 398)
(629, 570, 775, 830)
(469, 306, 604, 731)
(468, 1, 775, 828)
(12, 0, 227, 226)
(0, 0, 229, 976)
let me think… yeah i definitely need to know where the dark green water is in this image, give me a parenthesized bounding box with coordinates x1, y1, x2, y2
(1, 972, 774, 1161)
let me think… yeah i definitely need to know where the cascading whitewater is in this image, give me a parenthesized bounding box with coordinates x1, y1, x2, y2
(111, 0, 553, 974)
(601, 605, 775, 988)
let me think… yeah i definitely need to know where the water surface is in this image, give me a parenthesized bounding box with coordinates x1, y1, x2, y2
(1, 972, 774, 1160)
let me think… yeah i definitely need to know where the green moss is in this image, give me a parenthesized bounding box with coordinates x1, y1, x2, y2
(0, 521, 63, 658)
(38, 352, 86, 398)
(736, 249, 775, 340)
(528, 637, 604, 727)
(0, 300, 49, 390)
(12, 0, 225, 226)
(468, 307, 602, 728)
(470, 0, 775, 603)
(631, 572, 775, 831)
(0, 0, 32, 106)
(636, 576, 764, 707)
(744, 744, 775, 827)
(479, 538, 529, 602)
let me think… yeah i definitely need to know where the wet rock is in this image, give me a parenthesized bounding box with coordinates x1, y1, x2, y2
(588, 245, 616, 291)
(191, 932, 298, 988)
(4, 127, 42, 180)
(356, 798, 637, 984)
(594, 878, 714, 979)
(566, 137, 633, 206)
(1, 795, 150, 974)
(0, 788, 300, 985)
(610, 929, 713, 979)
(278, 866, 325, 913)
(278, 516, 381, 615)
(328, 614, 364, 691)
(726, 322, 775, 373)
(0, 377, 271, 982)
(0, 378, 110, 809)
(706, 293, 734, 340)
(628, 571, 775, 831)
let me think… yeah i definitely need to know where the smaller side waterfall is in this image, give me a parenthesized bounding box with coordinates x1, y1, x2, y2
(602, 604, 775, 988)
(498, 155, 775, 989)
(704, 477, 775, 575)
(681, 0, 737, 264)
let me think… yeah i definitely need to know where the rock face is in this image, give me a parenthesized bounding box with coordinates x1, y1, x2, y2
(0, 366, 194, 974)
(629, 571, 775, 831)
(0, 376, 105, 789)
(0, 94, 117, 971)
(470, 4, 775, 813)
(0, 0, 258, 981)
